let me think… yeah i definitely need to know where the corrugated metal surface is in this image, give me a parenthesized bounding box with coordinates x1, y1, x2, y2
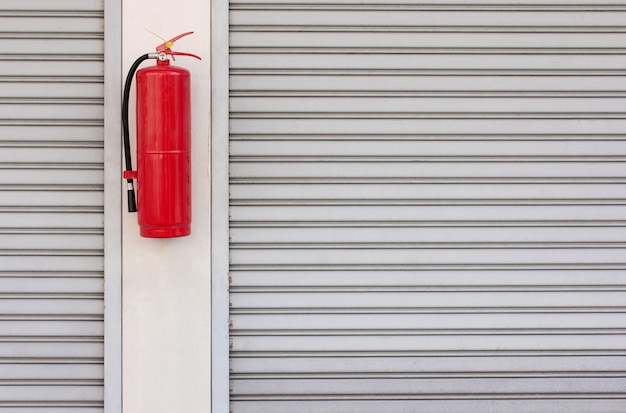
(0, 0, 104, 411)
(228, 1, 626, 412)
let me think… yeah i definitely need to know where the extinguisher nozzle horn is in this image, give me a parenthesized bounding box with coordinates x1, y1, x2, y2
(127, 185, 137, 213)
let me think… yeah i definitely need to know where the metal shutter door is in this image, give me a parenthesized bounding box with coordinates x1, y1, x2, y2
(0, 0, 104, 411)
(228, 1, 626, 412)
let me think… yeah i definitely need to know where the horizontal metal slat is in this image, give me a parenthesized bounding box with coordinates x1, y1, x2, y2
(0, 210, 103, 229)
(230, 118, 626, 135)
(232, 312, 626, 331)
(0, 255, 103, 272)
(0, 39, 103, 56)
(0, 383, 102, 402)
(230, 247, 626, 265)
(0, 275, 102, 295)
(231, 53, 626, 70)
(230, 204, 626, 223)
(231, 32, 626, 48)
(0, 231, 102, 250)
(230, 10, 626, 27)
(231, 290, 626, 308)
(0, 60, 103, 77)
(229, 3, 626, 11)
(231, 353, 626, 372)
(0, 77, 101, 99)
(230, 97, 626, 114)
(231, 140, 626, 155)
(228, 400, 626, 413)
(0, 320, 103, 337)
(230, 162, 626, 179)
(229, 183, 626, 200)
(0, 169, 103, 186)
(229, 269, 626, 288)
(0, 363, 102, 380)
(230, 74, 626, 92)
(0, 0, 103, 10)
(231, 334, 626, 352)
(0, 100, 103, 120)
(0, 341, 102, 358)
(232, 377, 626, 396)
(0, 142, 102, 161)
(0, 126, 103, 142)
(231, 226, 626, 244)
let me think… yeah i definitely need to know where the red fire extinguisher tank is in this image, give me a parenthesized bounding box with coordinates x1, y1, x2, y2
(135, 59, 191, 238)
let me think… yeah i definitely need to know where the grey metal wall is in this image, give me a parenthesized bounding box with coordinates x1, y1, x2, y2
(0, 0, 104, 411)
(228, 1, 626, 412)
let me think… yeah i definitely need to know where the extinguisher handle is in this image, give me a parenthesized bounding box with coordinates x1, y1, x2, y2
(167, 50, 202, 61)
(156, 31, 194, 53)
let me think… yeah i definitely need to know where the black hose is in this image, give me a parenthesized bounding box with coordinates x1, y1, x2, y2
(122, 54, 151, 213)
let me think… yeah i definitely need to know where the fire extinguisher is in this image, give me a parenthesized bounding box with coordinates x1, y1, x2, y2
(122, 32, 200, 238)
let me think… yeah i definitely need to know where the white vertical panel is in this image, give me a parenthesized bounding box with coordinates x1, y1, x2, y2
(228, 1, 626, 412)
(0, 0, 104, 411)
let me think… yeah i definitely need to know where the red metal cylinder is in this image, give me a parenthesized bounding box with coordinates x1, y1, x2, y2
(135, 59, 191, 238)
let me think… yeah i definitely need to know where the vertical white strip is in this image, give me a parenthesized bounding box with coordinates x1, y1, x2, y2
(212, 0, 231, 412)
(121, 1, 212, 412)
(103, 0, 123, 411)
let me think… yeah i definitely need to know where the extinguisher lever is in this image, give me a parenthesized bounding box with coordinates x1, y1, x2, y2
(167, 50, 202, 61)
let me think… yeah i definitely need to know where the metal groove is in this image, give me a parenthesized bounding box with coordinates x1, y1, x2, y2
(230, 307, 626, 315)
(0, 270, 102, 277)
(0, 379, 104, 385)
(0, 141, 103, 148)
(0, 11, 103, 17)
(230, 156, 626, 162)
(230, 111, 626, 119)
(0, 401, 104, 407)
(230, 90, 626, 98)
(0, 76, 103, 83)
(230, 199, 626, 206)
(0, 163, 104, 170)
(230, 263, 626, 271)
(0, 227, 103, 234)
(229, 177, 626, 184)
(0, 357, 102, 364)
(0, 184, 103, 191)
(230, 285, 626, 293)
(230, 328, 626, 336)
(0, 119, 104, 126)
(0, 32, 103, 39)
(0, 54, 103, 61)
(231, 372, 626, 380)
(0, 98, 104, 105)
(0, 292, 102, 298)
(0, 336, 103, 343)
(230, 349, 626, 358)
(0, 250, 103, 257)
(229, 4, 626, 12)
(230, 69, 626, 76)
(0, 315, 103, 321)
(231, 25, 626, 33)
(229, 220, 626, 228)
(230, 47, 626, 55)
(229, 133, 626, 141)
(230, 393, 626, 401)
(230, 242, 626, 250)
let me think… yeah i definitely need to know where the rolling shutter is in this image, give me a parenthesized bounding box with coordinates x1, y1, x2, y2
(0, 0, 104, 411)
(228, 1, 626, 412)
